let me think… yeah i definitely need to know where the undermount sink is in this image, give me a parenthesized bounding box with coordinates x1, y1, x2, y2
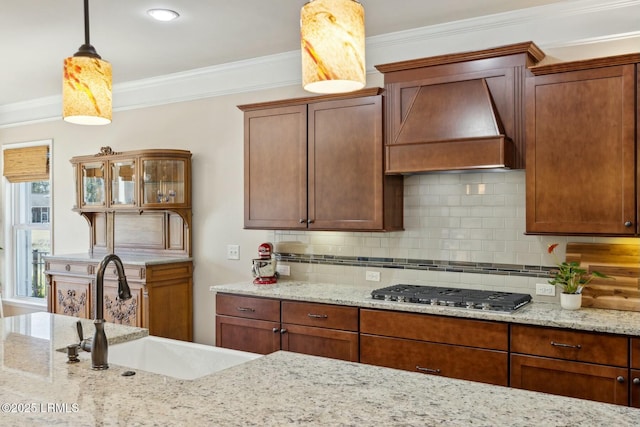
(105, 336, 262, 380)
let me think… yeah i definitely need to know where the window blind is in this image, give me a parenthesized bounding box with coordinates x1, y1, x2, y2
(3, 145, 50, 183)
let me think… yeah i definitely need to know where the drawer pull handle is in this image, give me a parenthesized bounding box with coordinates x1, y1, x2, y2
(307, 313, 328, 319)
(236, 307, 255, 313)
(616, 376, 625, 383)
(550, 341, 581, 349)
(416, 366, 441, 374)
(633, 378, 640, 385)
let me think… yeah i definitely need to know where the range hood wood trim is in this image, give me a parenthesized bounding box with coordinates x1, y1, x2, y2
(375, 41, 544, 74)
(385, 136, 515, 174)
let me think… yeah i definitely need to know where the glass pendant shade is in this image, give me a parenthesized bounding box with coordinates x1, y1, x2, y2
(301, 0, 365, 94)
(63, 56, 112, 125)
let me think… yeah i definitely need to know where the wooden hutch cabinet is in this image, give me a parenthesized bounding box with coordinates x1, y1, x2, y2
(525, 54, 640, 235)
(238, 88, 403, 231)
(45, 147, 193, 341)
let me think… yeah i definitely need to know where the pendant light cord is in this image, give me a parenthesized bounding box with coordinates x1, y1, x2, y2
(84, 0, 91, 46)
(74, 0, 101, 58)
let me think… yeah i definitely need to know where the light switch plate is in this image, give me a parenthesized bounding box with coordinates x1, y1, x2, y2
(365, 271, 381, 282)
(535, 283, 556, 296)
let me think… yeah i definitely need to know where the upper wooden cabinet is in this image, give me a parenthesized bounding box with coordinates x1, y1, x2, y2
(525, 55, 639, 235)
(71, 147, 191, 211)
(375, 42, 545, 173)
(238, 88, 403, 231)
(70, 147, 193, 256)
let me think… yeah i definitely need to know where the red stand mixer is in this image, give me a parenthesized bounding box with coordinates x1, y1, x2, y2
(252, 243, 278, 285)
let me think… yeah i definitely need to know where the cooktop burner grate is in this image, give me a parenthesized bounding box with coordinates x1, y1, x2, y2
(371, 284, 532, 312)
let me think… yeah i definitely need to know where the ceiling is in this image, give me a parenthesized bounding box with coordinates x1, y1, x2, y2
(0, 0, 573, 107)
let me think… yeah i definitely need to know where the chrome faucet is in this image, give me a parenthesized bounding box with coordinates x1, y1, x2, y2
(92, 254, 132, 370)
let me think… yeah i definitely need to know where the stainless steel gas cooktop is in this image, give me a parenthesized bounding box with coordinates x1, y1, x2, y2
(371, 284, 532, 312)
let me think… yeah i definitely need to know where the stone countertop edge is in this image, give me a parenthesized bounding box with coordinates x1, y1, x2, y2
(1, 315, 639, 426)
(44, 252, 193, 265)
(210, 281, 640, 336)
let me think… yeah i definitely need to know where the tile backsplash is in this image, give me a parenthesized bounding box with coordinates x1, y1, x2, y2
(273, 170, 637, 302)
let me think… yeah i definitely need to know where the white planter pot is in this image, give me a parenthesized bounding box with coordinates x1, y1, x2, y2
(560, 292, 582, 310)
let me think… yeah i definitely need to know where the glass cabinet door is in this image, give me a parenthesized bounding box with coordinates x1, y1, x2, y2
(111, 160, 136, 206)
(81, 162, 106, 207)
(142, 159, 186, 205)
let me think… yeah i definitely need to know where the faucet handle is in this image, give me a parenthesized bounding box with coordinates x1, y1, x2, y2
(76, 320, 92, 352)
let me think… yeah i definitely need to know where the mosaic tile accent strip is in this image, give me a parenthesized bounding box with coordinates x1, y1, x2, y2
(276, 253, 553, 279)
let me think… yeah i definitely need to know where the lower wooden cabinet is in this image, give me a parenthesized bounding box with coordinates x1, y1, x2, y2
(359, 309, 509, 386)
(631, 338, 640, 408)
(215, 294, 359, 362)
(45, 257, 193, 341)
(511, 325, 630, 406)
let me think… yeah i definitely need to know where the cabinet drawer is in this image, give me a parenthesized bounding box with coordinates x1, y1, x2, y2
(511, 354, 629, 406)
(632, 338, 640, 369)
(361, 334, 508, 386)
(282, 324, 359, 362)
(94, 264, 145, 281)
(216, 294, 280, 321)
(281, 301, 358, 331)
(511, 325, 628, 367)
(46, 261, 92, 275)
(360, 309, 508, 350)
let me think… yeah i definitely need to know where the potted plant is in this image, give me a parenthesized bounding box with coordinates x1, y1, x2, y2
(547, 243, 608, 310)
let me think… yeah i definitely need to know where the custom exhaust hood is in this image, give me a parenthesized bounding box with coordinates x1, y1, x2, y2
(376, 42, 545, 174)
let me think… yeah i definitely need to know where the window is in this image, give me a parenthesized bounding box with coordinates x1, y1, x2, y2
(2, 141, 51, 304)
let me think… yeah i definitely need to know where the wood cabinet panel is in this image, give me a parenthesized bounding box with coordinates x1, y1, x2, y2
(360, 334, 508, 386)
(525, 64, 636, 235)
(216, 294, 280, 322)
(215, 315, 281, 355)
(281, 301, 358, 331)
(282, 324, 359, 362)
(511, 325, 628, 367)
(50, 276, 92, 319)
(510, 354, 629, 406)
(102, 281, 143, 327)
(632, 369, 640, 408)
(360, 308, 508, 350)
(632, 338, 640, 369)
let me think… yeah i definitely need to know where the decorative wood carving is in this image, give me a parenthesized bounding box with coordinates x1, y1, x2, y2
(57, 289, 87, 317)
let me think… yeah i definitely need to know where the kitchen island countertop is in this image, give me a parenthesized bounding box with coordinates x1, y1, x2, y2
(1, 312, 639, 426)
(210, 280, 640, 336)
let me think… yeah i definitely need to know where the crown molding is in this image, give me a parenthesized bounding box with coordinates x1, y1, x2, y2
(1, 0, 638, 128)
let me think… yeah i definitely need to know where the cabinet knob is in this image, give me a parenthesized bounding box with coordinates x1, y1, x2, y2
(299, 219, 306, 224)
(280, 328, 287, 334)
(272, 327, 279, 333)
(616, 376, 625, 383)
(307, 219, 314, 224)
(65, 264, 71, 271)
(633, 378, 640, 385)
(624, 221, 633, 227)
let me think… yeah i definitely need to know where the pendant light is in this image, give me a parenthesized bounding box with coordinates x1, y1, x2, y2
(300, 0, 365, 94)
(63, 0, 112, 125)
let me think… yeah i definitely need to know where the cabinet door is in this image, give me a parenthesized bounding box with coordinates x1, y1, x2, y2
(360, 334, 508, 386)
(51, 276, 92, 318)
(281, 324, 359, 362)
(307, 95, 385, 230)
(243, 105, 307, 229)
(511, 354, 629, 406)
(102, 281, 143, 327)
(141, 157, 189, 208)
(80, 161, 106, 208)
(632, 369, 640, 408)
(215, 315, 281, 355)
(526, 65, 636, 234)
(110, 159, 137, 207)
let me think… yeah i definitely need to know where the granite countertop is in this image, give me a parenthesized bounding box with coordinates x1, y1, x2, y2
(44, 252, 192, 265)
(210, 281, 640, 336)
(1, 312, 639, 426)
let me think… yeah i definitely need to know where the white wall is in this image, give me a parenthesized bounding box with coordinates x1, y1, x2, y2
(1, 0, 639, 343)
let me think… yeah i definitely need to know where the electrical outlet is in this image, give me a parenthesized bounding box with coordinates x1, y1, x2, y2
(227, 244, 240, 260)
(365, 271, 381, 282)
(535, 283, 556, 296)
(276, 264, 290, 276)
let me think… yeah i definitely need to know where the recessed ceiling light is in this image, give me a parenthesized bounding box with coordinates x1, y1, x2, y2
(147, 9, 180, 22)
